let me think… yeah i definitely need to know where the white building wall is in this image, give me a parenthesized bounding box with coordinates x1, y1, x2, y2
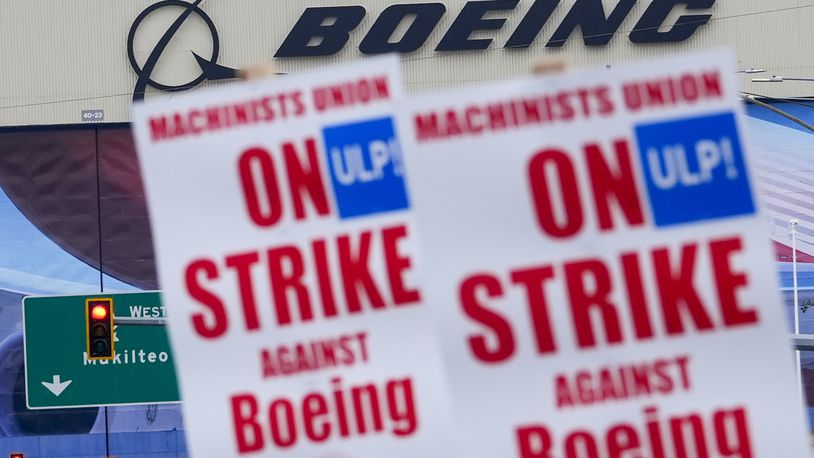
(0, 0, 812, 126)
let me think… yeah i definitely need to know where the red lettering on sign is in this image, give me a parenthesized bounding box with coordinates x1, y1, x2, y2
(565, 260, 623, 348)
(621, 252, 654, 340)
(229, 376, 417, 453)
(554, 355, 692, 409)
(225, 252, 262, 332)
(652, 244, 715, 335)
(511, 267, 557, 356)
(412, 86, 615, 142)
(584, 140, 645, 232)
(238, 139, 331, 229)
(313, 76, 391, 112)
(382, 226, 422, 304)
(460, 274, 514, 363)
(148, 91, 306, 143)
(303, 393, 330, 442)
(231, 394, 264, 453)
(338, 231, 387, 312)
(184, 225, 421, 339)
(269, 399, 298, 447)
(260, 332, 369, 379)
(528, 139, 644, 239)
(517, 425, 553, 458)
(312, 239, 338, 318)
(457, 236, 760, 362)
(185, 259, 229, 339)
(528, 149, 583, 238)
(239, 147, 284, 227)
(268, 245, 313, 326)
(564, 431, 599, 458)
(710, 238, 758, 327)
(516, 405, 753, 458)
(149, 116, 170, 142)
(623, 71, 723, 112)
(283, 139, 330, 220)
(607, 425, 640, 458)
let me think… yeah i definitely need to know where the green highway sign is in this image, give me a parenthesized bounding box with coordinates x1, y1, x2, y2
(23, 291, 180, 409)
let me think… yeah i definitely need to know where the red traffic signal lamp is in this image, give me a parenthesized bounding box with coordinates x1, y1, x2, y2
(10, 453, 25, 458)
(86, 298, 114, 360)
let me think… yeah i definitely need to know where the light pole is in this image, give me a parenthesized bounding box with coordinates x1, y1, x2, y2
(740, 95, 814, 133)
(791, 218, 802, 395)
(747, 71, 812, 394)
(752, 76, 814, 83)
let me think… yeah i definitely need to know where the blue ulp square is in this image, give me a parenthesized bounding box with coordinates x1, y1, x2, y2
(634, 112, 755, 227)
(322, 117, 410, 219)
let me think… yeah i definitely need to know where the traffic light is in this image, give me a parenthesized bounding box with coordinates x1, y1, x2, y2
(10, 453, 25, 458)
(86, 298, 114, 360)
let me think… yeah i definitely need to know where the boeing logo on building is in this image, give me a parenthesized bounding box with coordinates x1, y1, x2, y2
(127, 0, 240, 101)
(127, 0, 717, 99)
(275, 0, 718, 57)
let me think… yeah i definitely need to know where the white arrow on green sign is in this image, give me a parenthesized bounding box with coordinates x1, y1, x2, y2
(41, 375, 72, 396)
(23, 291, 180, 409)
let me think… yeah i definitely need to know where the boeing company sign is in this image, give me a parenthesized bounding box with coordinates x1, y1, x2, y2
(128, 0, 717, 98)
(127, 0, 240, 101)
(276, 0, 717, 56)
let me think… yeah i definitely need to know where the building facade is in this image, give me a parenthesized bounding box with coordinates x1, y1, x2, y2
(1, 0, 813, 125)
